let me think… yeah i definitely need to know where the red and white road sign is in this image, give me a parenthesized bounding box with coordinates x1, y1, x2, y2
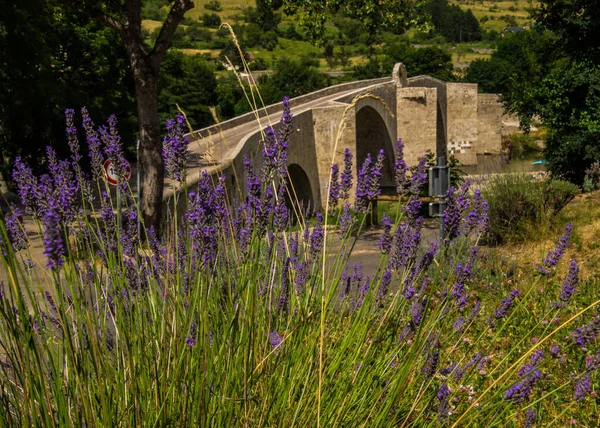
(104, 159, 131, 186)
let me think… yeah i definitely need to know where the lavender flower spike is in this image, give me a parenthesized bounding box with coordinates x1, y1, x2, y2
(378, 213, 392, 254)
(394, 139, 409, 195)
(42, 200, 66, 270)
(329, 163, 341, 209)
(340, 149, 353, 200)
(162, 113, 190, 183)
(269, 331, 284, 349)
(65, 108, 81, 162)
(537, 223, 572, 274)
(437, 383, 450, 422)
(409, 156, 427, 195)
(553, 259, 578, 308)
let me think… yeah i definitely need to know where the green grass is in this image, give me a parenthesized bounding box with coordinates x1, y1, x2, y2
(451, 0, 535, 32)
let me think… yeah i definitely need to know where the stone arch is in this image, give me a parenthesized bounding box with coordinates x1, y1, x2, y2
(285, 163, 315, 215)
(355, 104, 396, 194)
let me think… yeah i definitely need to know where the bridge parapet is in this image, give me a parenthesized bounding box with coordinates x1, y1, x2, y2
(185, 77, 392, 144)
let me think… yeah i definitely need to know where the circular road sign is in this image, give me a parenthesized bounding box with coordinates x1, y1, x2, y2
(104, 159, 131, 186)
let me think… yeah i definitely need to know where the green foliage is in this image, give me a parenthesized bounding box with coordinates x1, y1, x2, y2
(219, 40, 250, 68)
(215, 72, 251, 119)
(582, 162, 600, 193)
(466, 1, 600, 186)
(141, 0, 167, 20)
(425, 0, 482, 42)
(202, 12, 221, 27)
(0, 0, 136, 182)
(282, 0, 430, 41)
(158, 51, 217, 129)
(258, 57, 331, 104)
(483, 175, 578, 244)
(204, 0, 222, 12)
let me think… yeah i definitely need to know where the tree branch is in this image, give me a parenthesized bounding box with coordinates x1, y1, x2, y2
(96, 13, 124, 34)
(150, 0, 194, 69)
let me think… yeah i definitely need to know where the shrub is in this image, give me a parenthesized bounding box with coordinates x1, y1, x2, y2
(204, 0, 222, 11)
(484, 174, 578, 244)
(202, 12, 221, 27)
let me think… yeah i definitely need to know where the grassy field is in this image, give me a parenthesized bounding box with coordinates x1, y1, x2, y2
(450, 0, 535, 32)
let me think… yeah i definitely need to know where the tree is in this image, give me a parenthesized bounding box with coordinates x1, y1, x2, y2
(259, 58, 331, 105)
(78, 0, 194, 233)
(0, 0, 135, 185)
(475, 0, 600, 184)
(158, 51, 217, 129)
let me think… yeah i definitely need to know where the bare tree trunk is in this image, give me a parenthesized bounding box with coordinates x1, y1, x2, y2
(134, 71, 164, 234)
(93, 0, 194, 236)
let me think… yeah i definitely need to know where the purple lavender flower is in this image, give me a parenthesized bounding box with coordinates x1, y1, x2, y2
(279, 96, 293, 143)
(585, 352, 600, 371)
(367, 149, 384, 200)
(162, 113, 189, 182)
(356, 275, 370, 308)
(12, 157, 39, 216)
(493, 289, 520, 320)
(553, 259, 578, 308)
(463, 189, 489, 236)
(571, 316, 600, 348)
(338, 202, 354, 236)
(378, 213, 392, 254)
(377, 269, 393, 303)
(573, 375, 591, 402)
(442, 182, 471, 242)
(504, 351, 543, 403)
(186, 322, 197, 347)
(389, 222, 421, 272)
(273, 184, 288, 232)
(329, 163, 341, 209)
(403, 197, 422, 225)
(550, 343, 561, 358)
(99, 115, 128, 188)
(65, 108, 81, 162)
(42, 200, 66, 270)
(411, 297, 427, 326)
(279, 259, 290, 313)
(269, 331, 284, 349)
(340, 149, 353, 200)
(453, 352, 483, 381)
(409, 156, 427, 195)
(309, 213, 324, 259)
(524, 408, 537, 427)
(537, 223, 572, 274)
(45, 291, 58, 313)
(394, 139, 409, 195)
(437, 383, 450, 422)
(81, 107, 104, 180)
(422, 336, 440, 379)
(354, 154, 371, 212)
(4, 208, 28, 251)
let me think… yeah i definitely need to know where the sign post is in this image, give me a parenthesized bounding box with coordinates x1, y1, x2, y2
(104, 159, 132, 230)
(428, 156, 451, 239)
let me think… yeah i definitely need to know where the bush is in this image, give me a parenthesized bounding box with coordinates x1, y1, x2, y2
(202, 12, 221, 27)
(484, 175, 578, 244)
(204, 0, 222, 11)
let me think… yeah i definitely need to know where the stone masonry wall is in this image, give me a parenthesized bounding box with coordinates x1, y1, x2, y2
(397, 87, 438, 165)
(312, 105, 356, 208)
(446, 83, 479, 165)
(477, 94, 503, 155)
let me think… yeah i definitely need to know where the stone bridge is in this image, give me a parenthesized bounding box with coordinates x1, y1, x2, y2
(177, 64, 504, 211)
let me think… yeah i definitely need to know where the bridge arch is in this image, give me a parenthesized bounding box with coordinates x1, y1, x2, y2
(285, 163, 315, 215)
(355, 103, 396, 193)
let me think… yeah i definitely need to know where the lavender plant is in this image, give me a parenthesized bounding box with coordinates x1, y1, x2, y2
(0, 103, 599, 427)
